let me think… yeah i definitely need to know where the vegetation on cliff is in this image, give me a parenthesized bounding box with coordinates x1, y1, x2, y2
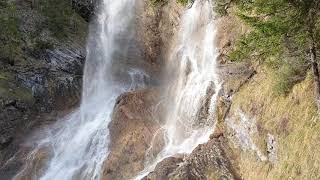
(229, 0, 320, 108)
(1, 0, 319, 179)
(0, 0, 87, 106)
(150, 0, 188, 6)
(0, 0, 86, 65)
(0, 0, 87, 170)
(39, 0, 86, 38)
(217, 0, 320, 179)
(0, 1, 21, 65)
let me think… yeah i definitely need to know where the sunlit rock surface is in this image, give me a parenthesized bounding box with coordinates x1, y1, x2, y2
(102, 89, 165, 180)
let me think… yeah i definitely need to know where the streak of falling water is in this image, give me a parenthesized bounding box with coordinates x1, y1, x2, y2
(13, 0, 147, 180)
(134, 0, 221, 179)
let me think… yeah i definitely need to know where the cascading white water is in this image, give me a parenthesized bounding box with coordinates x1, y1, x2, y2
(135, 0, 221, 178)
(14, 0, 147, 179)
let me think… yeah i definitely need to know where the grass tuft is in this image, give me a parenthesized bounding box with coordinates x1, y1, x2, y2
(230, 66, 320, 179)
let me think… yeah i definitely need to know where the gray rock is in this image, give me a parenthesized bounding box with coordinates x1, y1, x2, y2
(0, 0, 88, 171)
(144, 136, 241, 180)
(72, 0, 98, 21)
(267, 134, 277, 164)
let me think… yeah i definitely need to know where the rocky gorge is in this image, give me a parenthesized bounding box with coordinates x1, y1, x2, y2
(0, 0, 320, 180)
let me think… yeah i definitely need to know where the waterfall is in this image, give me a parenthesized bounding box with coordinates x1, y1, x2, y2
(134, 0, 221, 178)
(13, 0, 147, 179)
(12, 0, 221, 179)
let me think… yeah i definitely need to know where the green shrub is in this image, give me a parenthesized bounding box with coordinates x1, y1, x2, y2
(227, 0, 320, 95)
(31, 39, 54, 56)
(213, 0, 232, 16)
(0, 1, 21, 65)
(228, 31, 283, 64)
(273, 60, 307, 95)
(150, 0, 168, 6)
(37, 0, 83, 39)
(149, 0, 187, 7)
(177, 0, 188, 6)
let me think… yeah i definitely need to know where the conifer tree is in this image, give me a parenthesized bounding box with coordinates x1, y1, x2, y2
(231, 0, 320, 110)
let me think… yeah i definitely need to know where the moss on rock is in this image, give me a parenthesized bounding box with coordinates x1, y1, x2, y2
(0, 71, 34, 104)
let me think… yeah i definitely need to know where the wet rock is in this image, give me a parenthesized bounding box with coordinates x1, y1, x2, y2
(101, 3, 185, 178)
(142, 155, 184, 180)
(102, 88, 165, 180)
(195, 81, 216, 127)
(144, 136, 241, 180)
(11, 146, 53, 180)
(138, 0, 183, 65)
(0, 0, 87, 168)
(226, 110, 267, 161)
(0, 99, 26, 150)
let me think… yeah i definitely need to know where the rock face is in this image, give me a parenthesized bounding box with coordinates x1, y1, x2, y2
(139, 10, 253, 180)
(143, 156, 184, 180)
(138, 0, 183, 65)
(72, 0, 98, 21)
(101, 88, 164, 180)
(0, 0, 88, 168)
(102, 3, 249, 180)
(100, 2, 186, 179)
(0, 0, 183, 176)
(170, 137, 240, 180)
(143, 136, 241, 180)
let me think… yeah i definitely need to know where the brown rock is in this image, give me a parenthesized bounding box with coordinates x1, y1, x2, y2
(9, 146, 52, 180)
(143, 155, 184, 180)
(215, 14, 249, 64)
(143, 137, 240, 180)
(101, 88, 165, 180)
(138, 0, 183, 65)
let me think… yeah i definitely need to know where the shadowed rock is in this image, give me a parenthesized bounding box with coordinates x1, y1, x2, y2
(72, 0, 98, 21)
(143, 136, 241, 180)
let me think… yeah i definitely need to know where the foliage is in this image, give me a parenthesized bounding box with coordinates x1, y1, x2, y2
(176, 0, 189, 6)
(0, 1, 21, 65)
(273, 59, 308, 94)
(31, 39, 55, 57)
(35, 39, 54, 51)
(229, 0, 320, 94)
(38, 0, 83, 38)
(0, 71, 35, 103)
(149, 0, 168, 6)
(213, 0, 233, 16)
(149, 0, 187, 7)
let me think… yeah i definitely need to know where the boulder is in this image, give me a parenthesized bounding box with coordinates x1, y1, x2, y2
(101, 88, 165, 180)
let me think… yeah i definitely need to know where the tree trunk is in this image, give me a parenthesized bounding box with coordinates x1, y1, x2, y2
(310, 40, 320, 111)
(308, 2, 320, 112)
